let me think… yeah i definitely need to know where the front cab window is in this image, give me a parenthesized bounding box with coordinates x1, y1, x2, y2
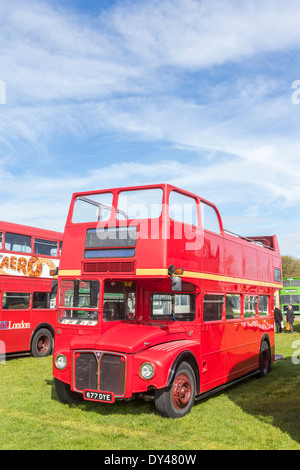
(58, 279, 99, 325)
(103, 281, 136, 321)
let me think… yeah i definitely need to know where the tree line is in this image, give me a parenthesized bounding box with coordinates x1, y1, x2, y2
(281, 255, 300, 279)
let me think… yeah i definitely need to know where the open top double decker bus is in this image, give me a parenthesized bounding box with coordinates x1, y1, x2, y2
(280, 278, 300, 314)
(0, 221, 63, 358)
(53, 184, 282, 418)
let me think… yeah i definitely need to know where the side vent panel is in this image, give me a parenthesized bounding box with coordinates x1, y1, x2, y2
(83, 261, 135, 273)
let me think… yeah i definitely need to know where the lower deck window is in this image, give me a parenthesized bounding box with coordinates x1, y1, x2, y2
(226, 294, 241, 319)
(151, 293, 195, 321)
(258, 295, 269, 317)
(33, 292, 51, 309)
(203, 294, 224, 321)
(244, 296, 257, 318)
(3, 292, 31, 309)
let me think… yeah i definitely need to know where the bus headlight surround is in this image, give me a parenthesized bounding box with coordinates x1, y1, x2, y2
(54, 354, 67, 370)
(140, 362, 155, 380)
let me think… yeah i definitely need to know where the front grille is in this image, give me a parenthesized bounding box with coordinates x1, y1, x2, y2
(100, 354, 125, 395)
(74, 351, 126, 396)
(75, 353, 98, 391)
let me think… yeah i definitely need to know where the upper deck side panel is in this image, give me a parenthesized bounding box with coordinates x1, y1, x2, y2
(0, 221, 63, 279)
(0, 220, 63, 242)
(61, 185, 281, 287)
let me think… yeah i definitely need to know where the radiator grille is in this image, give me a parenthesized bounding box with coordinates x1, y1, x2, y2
(100, 354, 125, 396)
(74, 351, 126, 396)
(75, 353, 98, 391)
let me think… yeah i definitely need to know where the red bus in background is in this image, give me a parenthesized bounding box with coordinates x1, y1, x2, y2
(53, 184, 282, 418)
(0, 221, 63, 358)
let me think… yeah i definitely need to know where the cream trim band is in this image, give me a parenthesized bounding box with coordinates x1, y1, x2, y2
(59, 268, 282, 289)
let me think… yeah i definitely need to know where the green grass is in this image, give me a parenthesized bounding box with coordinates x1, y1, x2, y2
(0, 322, 299, 450)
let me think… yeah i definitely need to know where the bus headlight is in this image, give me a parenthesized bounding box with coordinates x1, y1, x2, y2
(54, 354, 67, 370)
(140, 362, 155, 380)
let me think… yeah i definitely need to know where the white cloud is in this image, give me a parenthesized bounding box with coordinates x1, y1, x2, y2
(1, 0, 300, 105)
(110, 0, 300, 68)
(0, 0, 300, 256)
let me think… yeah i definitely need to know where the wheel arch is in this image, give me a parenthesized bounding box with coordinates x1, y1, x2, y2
(167, 350, 200, 395)
(260, 332, 271, 349)
(30, 323, 55, 349)
(258, 332, 272, 377)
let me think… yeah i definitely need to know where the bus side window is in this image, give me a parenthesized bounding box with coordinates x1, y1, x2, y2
(5, 233, 31, 253)
(258, 295, 269, 317)
(203, 294, 224, 321)
(226, 294, 241, 319)
(200, 202, 221, 233)
(169, 191, 198, 226)
(32, 292, 51, 309)
(34, 239, 58, 257)
(244, 295, 257, 318)
(3, 292, 31, 309)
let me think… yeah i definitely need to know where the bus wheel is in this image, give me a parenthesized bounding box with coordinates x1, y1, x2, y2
(54, 378, 83, 404)
(154, 362, 195, 418)
(259, 339, 271, 377)
(31, 328, 53, 357)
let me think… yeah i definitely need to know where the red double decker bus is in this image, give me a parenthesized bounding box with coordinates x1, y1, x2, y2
(53, 184, 282, 418)
(0, 221, 63, 358)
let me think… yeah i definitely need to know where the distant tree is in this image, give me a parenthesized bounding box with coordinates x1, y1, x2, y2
(281, 255, 300, 278)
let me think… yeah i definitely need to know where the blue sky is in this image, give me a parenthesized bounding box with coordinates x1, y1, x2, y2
(1, 0, 300, 257)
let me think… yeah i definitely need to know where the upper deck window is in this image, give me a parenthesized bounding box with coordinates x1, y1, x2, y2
(169, 191, 198, 226)
(5, 232, 31, 253)
(117, 188, 163, 220)
(72, 193, 114, 223)
(0, 232, 2, 249)
(34, 238, 58, 256)
(200, 202, 221, 234)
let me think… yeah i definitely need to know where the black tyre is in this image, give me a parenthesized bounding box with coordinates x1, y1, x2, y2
(54, 378, 83, 404)
(259, 339, 271, 377)
(31, 328, 53, 357)
(154, 362, 195, 418)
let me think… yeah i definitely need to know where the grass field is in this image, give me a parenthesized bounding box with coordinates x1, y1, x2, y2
(0, 322, 299, 450)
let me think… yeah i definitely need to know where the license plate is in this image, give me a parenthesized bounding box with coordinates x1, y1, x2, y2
(84, 390, 115, 403)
